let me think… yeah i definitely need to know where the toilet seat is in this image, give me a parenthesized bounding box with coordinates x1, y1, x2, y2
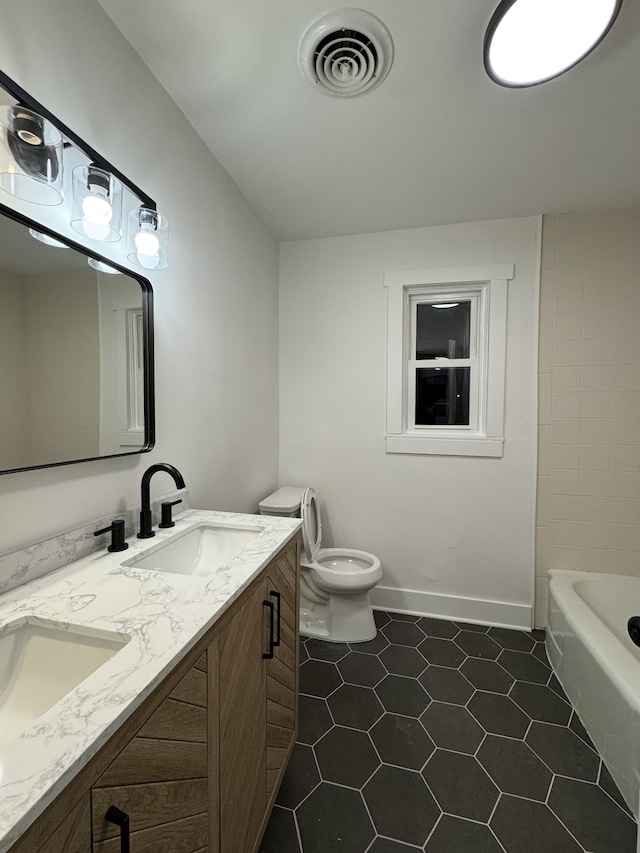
(303, 548, 383, 591)
(301, 487, 322, 562)
(300, 488, 382, 593)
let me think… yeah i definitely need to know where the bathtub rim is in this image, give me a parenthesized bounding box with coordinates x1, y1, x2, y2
(548, 569, 640, 717)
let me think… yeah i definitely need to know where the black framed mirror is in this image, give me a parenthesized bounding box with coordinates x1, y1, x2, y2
(0, 201, 155, 475)
(0, 69, 156, 475)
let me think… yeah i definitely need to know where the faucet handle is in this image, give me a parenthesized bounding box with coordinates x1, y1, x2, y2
(159, 499, 182, 529)
(94, 519, 129, 553)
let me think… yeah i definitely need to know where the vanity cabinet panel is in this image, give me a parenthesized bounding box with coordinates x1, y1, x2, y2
(91, 782, 208, 851)
(265, 543, 299, 798)
(12, 795, 92, 853)
(136, 697, 207, 742)
(167, 666, 207, 707)
(215, 581, 269, 853)
(211, 535, 300, 852)
(92, 658, 209, 853)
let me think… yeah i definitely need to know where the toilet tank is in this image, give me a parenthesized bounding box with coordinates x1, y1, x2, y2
(258, 486, 305, 517)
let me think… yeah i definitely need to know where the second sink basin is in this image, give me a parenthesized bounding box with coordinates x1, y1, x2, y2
(0, 617, 129, 751)
(126, 522, 264, 577)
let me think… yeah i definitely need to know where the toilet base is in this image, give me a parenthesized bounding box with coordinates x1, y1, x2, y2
(300, 589, 377, 644)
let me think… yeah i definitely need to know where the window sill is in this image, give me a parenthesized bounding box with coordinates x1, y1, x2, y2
(385, 434, 504, 458)
(117, 430, 145, 447)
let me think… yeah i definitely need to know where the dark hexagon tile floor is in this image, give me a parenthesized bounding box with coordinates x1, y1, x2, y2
(261, 611, 637, 853)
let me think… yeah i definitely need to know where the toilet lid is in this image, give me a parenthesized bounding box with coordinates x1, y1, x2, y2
(301, 487, 322, 562)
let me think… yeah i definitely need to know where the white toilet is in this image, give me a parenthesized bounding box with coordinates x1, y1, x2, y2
(259, 486, 382, 643)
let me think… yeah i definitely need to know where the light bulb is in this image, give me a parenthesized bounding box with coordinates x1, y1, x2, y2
(128, 207, 168, 269)
(135, 227, 160, 257)
(82, 190, 112, 225)
(135, 251, 160, 270)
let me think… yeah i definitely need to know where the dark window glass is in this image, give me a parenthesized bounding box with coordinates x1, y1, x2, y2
(415, 368, 470, 425)
(416, 302, 471, 359)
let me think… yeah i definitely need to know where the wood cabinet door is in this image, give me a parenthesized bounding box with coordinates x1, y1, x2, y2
(91, 658, 209, 853)
(215, 580, 269, 853)
(266, 541, 299, 796)
(9, 795, 92, 853)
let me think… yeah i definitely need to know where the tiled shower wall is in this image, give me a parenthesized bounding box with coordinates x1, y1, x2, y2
(536, 208, 640, 626)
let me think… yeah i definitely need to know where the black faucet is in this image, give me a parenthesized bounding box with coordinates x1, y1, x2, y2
(138, 463, 186, 539)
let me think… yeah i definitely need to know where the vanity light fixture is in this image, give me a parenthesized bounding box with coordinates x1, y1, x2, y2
(0, 71, 169, 269)
(88, 257, 121, 274)
(484, 0, 623, 87)
(0, 105, 63, 205)
(28, 227, 68, 249)
(127, 206, 169, 270)
(71, 164, 122, 242)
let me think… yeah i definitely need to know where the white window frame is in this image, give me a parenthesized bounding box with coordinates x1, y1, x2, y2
(385, 264, 514, 457)
(115, 301, 145, 448)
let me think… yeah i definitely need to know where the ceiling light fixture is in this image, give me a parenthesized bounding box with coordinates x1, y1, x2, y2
(432, 302, 460, 309)
(484, 0, 623, 87)
(71, 164, 122, 242)
(0, 105, 63, 204)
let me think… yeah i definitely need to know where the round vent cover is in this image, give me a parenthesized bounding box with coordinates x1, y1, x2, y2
(299, 8, 394, 97)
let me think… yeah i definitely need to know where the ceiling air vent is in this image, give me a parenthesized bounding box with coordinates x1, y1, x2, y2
(299, 9, 394, 98)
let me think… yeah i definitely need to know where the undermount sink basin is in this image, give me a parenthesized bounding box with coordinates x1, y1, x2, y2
(0, 617, 129, 750)
(126, 522, 264, 577)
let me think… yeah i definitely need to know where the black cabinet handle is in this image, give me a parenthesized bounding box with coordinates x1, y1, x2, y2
(105, 805, 130, 853)
(263, 599, 275, 659)
(270, 590, 281, 647)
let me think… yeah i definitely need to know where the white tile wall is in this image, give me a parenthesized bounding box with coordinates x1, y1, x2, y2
(536, 208, 640, 627)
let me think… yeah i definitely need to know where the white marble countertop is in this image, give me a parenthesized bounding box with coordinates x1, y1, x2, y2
(0, 508, 301, 852)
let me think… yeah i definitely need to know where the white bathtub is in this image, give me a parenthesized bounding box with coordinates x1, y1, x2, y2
(547, 570, 640, 818)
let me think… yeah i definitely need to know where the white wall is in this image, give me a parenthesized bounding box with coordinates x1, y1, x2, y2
(24, 270, 100, 465)
(0, 270, 27, 470)
(0, 0, 279, 553)
(279, 217, 540, 629)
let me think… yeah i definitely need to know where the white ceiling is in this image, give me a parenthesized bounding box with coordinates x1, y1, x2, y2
(98, 0, 640, 241)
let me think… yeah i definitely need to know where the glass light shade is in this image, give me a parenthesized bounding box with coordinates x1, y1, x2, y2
(127, 207, 168, 270)
(71, 165, 123, 242)
(88, 257, 121, 274)
(0, 105, 63, 205)
(484, 0, 623, 87)
(28, 228, 68, 249)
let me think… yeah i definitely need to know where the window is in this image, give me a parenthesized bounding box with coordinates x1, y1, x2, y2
(385, 264, 513, 457)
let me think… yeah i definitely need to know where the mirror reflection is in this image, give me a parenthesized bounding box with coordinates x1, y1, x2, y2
(0, 208, 153, 474)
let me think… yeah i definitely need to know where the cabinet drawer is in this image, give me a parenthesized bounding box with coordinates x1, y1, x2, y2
(92, 779, 208, 846)
(93, 811, 208, 853)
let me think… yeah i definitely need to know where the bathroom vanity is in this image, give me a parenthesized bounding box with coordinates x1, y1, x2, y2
(0, 509, 301, 853)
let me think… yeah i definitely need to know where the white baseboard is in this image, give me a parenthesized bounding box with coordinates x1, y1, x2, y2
(370, 585, 532, 631)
